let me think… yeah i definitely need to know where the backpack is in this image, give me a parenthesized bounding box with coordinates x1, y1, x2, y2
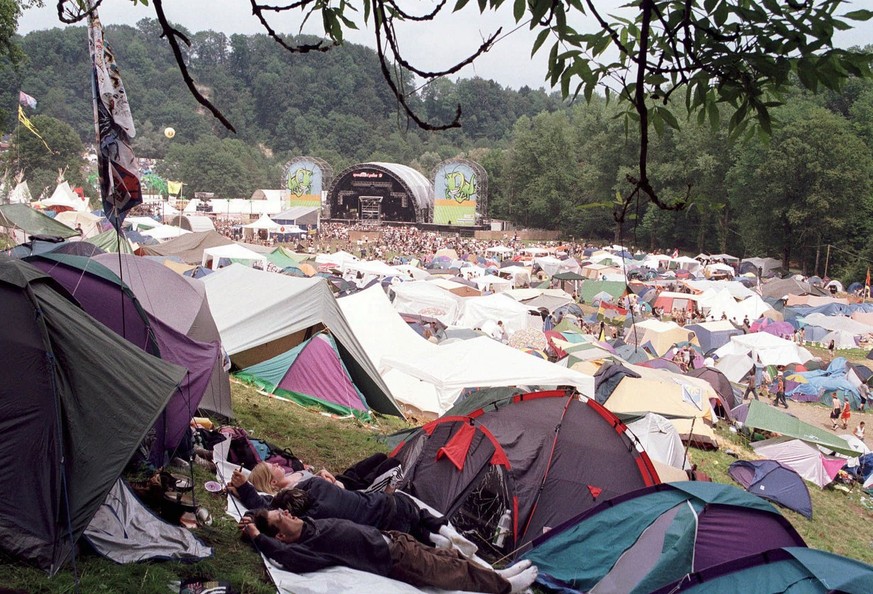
(263, 441, 305, 473)
(220, 427, 262, 470)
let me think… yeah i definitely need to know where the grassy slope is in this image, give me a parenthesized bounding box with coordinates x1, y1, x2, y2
(3, 376, 873, 591)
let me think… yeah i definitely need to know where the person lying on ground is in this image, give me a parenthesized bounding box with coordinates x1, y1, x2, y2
(240, 510, 537, 594)
(228, 468, 474, 554)
(248, 461, 344, 494)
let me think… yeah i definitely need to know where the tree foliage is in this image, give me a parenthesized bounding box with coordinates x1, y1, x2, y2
(49, 0, 873, 215)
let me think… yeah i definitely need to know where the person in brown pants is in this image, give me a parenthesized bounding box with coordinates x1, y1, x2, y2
(241, 509, 538, 593)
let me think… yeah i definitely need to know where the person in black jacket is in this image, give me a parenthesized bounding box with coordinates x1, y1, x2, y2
(240, 510, 538, 594)
(229, 469, 475, 555)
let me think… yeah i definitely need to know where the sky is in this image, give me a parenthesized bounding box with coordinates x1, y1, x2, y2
(17, 1, 873, 91)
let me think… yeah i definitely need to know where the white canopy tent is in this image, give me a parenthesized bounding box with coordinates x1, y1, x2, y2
(243, 214, 281, 231)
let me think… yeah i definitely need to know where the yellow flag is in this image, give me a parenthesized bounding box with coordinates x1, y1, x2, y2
(18, 105, 52, 153)
(167, 181, 183, 196)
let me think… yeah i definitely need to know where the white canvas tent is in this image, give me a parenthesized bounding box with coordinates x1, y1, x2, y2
(626, 413, 690, 470)
(54, 210, 103, 238)
(202, 244, 268, 269)
(37, 181, 88, 212)
(714, 332, 815, 366)
(470, 275, 512, 293)
(457, 292, 535, 334)
(142, 224, 191, 241)
(339, 285, 594, 415)
(381, 336, 595, 415)
(7, 181, 33, 204)
(202, 265, 401, 416)
(390, 281, 464, 326)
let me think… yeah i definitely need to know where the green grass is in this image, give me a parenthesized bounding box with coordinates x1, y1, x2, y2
(4, 380, 873, 591)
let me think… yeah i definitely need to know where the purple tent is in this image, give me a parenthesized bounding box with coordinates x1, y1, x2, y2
(26, 253, 218, 461)
(236, 333, 370, 419)
(728, 460, 813, 518)
(523, 482, 806, 593)
(93, 253, 232, 419)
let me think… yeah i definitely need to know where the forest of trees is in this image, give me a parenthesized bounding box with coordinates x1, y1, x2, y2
(2, 22, 873, 282)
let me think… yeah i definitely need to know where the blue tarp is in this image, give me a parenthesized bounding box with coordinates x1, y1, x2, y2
(786, 357, 862, 409)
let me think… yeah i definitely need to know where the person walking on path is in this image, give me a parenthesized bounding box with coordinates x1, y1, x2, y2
(773, 372, 788, 409)
(831, 394, 842, 430)
(841, 399, 852, 430)
(743, 373, 759, 400)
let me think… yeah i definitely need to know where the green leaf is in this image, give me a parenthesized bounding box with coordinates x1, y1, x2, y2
(532, 28, 550, 55)
(513, 0, 526, 21)
(844, 10, 873, 21)
(453, 0, 471, 11)
(659, 107, 680, 130)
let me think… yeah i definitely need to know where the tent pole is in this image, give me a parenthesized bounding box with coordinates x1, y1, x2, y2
(683, 416, 695, 471)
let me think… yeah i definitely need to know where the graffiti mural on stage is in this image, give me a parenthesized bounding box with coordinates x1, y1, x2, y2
(283, 157, 334, 209)
(432, 159, 487, 226)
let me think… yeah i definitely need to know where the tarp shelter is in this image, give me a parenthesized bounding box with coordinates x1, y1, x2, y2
(728, 460, 813, 518)
(93, 253, 232, 419)
(743, 399, 855, 455)
(235, 332, 370, 420)
(785, 357, 862, 410)
(140, 230, 234, 264)
(391, 390, 659, 561)
(650, 547, 873, 594)
(751, 437, 845, 488)
(580, 280, 626, 303)
(202, 264, 401, 417)
(202, 243, 268, 269)
(523, 481, 805, 594)
(685, 320, 742, 353)
(0, 203, 80, 239)
(0, 257, 185, 573)
(83, 479, 211, 563)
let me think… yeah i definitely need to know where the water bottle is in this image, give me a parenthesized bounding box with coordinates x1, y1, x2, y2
(494, 509, 512, 548)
